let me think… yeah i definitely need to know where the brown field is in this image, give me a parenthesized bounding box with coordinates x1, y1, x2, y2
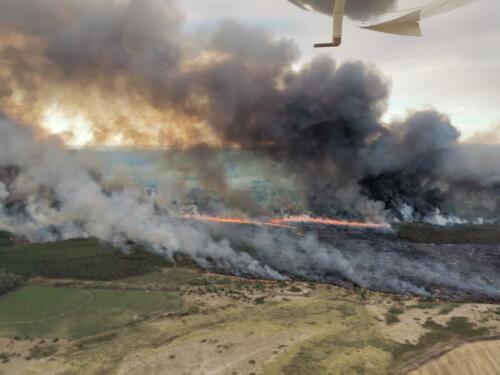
(410, 339, 500, 375)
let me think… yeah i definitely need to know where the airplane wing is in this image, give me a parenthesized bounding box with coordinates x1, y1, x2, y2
(362, 0, 475, 36)
(362, 9, 422, 36)
(289, 0, 476, 46)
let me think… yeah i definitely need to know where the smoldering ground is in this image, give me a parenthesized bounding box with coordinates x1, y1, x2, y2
(0, 0, 499, 299)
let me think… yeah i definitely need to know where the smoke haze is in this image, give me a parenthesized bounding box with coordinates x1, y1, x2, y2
(0, 0, 499, 299)
(1, 117, 499, 300)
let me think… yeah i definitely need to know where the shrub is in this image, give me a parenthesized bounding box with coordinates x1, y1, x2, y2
(0, 270, 22, 295)
(385, 313, 400, 325)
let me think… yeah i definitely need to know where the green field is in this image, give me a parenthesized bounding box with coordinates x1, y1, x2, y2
(0, 286, 183, 339)
(0, 238, 170, 281)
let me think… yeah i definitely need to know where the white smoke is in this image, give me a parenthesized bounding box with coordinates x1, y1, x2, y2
(0, 118, 286, 280)
(1, 117, 499, 300)
(424, 209, 467, 226)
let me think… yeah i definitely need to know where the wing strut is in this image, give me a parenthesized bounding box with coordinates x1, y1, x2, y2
(314, 0, 346, 48)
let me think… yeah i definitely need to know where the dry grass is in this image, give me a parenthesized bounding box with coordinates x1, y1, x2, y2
(410, 340, 500, 375)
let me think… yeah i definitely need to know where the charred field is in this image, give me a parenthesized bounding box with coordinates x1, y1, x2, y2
(197, 221, 500, 304)
(315, 223, 500, 303)
(3, 220, 499, 304)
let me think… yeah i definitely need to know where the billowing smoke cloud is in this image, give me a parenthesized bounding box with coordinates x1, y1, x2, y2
(0, 0, 498, 222)
(1, 117, 499, 301)
(288, 0, 397, 20)
(0, 117, 287, 280)
(467, 124, 500, 144)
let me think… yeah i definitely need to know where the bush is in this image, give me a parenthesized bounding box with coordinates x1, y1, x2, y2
(0, 270, 22, 295)
(438, 304, 458, 315)
(25, 345, 58, 360)
(388, 306, 405, 315)
(254, 297, 265, 305)
(385, 313, 400, 325)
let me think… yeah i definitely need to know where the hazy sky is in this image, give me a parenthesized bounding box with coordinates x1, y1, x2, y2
(183, 0, 499, 139)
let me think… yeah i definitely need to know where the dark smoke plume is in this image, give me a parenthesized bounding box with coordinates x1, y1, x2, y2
(0, 0, 498, 222)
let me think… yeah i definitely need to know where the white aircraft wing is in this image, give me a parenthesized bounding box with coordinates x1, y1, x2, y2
(362, 0, 476, 36)
(289, 0, 476, 46)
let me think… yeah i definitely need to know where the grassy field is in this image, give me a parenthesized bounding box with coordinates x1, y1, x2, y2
(0, 277, 498, 374)
(0, 286, 183, 339)
(397, 223, 500, 245)
(0, 238, 170, 281)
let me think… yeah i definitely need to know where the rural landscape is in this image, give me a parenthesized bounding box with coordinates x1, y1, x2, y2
(1, 224, 499, 375)
(1, 0, 499, 373)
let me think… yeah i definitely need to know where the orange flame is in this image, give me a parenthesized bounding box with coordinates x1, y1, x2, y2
(269, 215, 388, 229)
(184, 214, 388, 230)
(184, 215, 295, 229)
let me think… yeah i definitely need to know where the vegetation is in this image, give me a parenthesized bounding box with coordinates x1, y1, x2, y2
(0, 231, 14, 247)
(391, 317, 491, 364)
(438, 303, 459, 315)
(385, 306, 405, 325)
(408, 300, 440, 310)
(282, 334, 392, 375)
(397, 223, 500, 245)
(0, 352, 10, 364)
(25, 344, 58, 360)
(0, 270, 23, 296)
(0, 238, 170, 281)
(0, 286, 183, 338)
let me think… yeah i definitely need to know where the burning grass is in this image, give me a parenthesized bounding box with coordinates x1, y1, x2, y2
(184, 214, 388, 230)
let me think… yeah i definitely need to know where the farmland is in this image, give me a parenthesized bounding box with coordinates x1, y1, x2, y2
(0, 286, 182, 339)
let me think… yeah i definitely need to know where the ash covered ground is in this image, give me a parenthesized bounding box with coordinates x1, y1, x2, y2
(193, 221, 500, 303)
(313, 224, 500, 303)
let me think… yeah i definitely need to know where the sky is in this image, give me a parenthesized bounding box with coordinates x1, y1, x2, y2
(183, 0, 500, 139)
